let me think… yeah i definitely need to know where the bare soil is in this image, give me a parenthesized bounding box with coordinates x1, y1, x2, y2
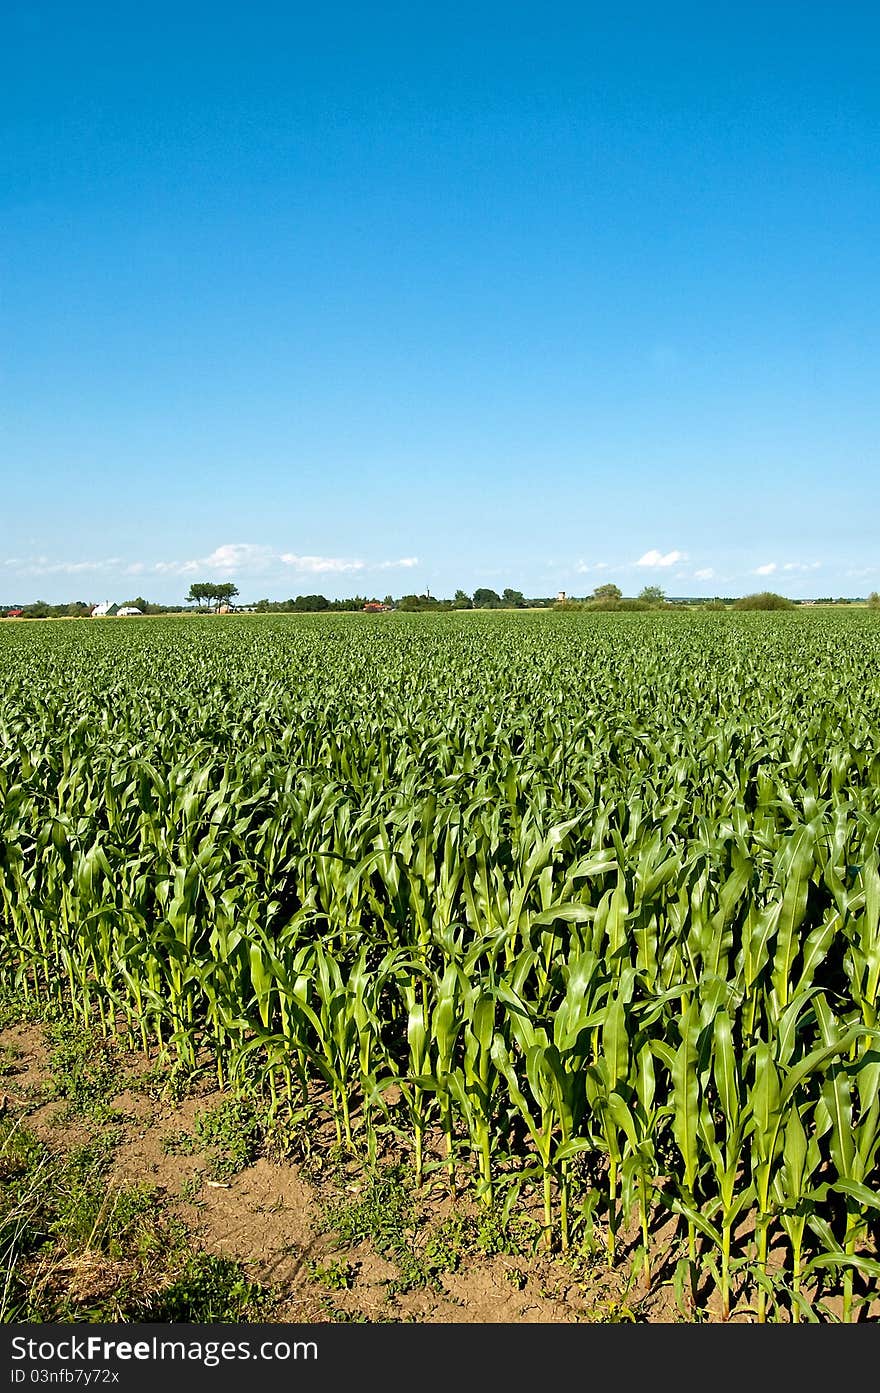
(4, 1020, 865, 1325)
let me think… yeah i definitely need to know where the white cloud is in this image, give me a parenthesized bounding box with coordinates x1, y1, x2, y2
(574, 560, 610, 573)
(636, 549, 687, 568)
(203, 543, 276, 573)
(1, 557, 123, 577)
(153, 559, 200, 575)
(693, 567, 715, 580)
(279, 552, 364, 574)
(1, 542, 418, 583)
(754, 562, 777, 576)
(782, 561, 821, 572)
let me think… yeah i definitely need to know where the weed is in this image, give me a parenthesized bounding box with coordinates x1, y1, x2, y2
(323, 1164, 414, 1255)
(145, 1254, 273, 1322)
(180, 1173, 204, 1203)
(475, 1207, 539, 1258)
(421, 1213, 474, 1274)
(0, 989, 60, 1032)
(586, 1296, 639, 1323)
(130, 1058, 206, 1104)
(320, 1298, 368, 1322)
(45, 1024, 123, 1123)
(162, 1096, 263, 1180)
(42, 1137, 160, 1260)
(322, 1166, 514, 1296)
(0, 1044, 23, 1078)
(307, 1258, 357, 1291)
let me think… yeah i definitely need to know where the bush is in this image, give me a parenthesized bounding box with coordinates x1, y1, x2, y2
(579, 598, 652, 612)
(868, 591, 880, 610)
(732, 592, 795, 611)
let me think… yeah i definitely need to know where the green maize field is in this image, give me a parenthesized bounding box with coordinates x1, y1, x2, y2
(1, 609, 879, 1320)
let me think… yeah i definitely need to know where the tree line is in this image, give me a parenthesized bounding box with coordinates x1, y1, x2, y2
(5, 584, 878, 620)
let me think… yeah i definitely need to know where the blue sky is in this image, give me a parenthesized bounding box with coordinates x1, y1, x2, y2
(3, 2, 878, 602)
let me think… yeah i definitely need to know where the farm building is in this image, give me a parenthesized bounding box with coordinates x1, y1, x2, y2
(90, 602, 119, 617)
(117, 606, 143, 616)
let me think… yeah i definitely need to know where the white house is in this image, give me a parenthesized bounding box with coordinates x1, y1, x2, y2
(117, 606, 143, 616)
(90, 601, 118, 617)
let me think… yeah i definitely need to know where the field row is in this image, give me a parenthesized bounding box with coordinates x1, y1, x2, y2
(1, 611, 879, 1319)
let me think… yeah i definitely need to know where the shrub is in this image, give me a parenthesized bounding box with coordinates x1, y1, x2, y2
(732, 591, 795, 611)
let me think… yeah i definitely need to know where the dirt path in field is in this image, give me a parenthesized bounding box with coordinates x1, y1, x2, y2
(0, 1020, 701, 1324)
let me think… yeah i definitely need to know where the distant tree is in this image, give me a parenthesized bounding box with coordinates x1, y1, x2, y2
(293, 594, 330, 611)
(330, 595, 367, 611)
(733, 592, 795, 611)
(453, 589, 472, 609)
(213, 582, 239, 610)
(472, 588, 502, 608)
(122, 596, 150, 612)
(592, 583, 622, 603)
(638, 585, 665, 605)
(868, 591, 880, 609)
(397, 594, 422, 611)
(382, 595, 394, 608)
(185, 582, 213, 608)
(502, 588, 526, 608)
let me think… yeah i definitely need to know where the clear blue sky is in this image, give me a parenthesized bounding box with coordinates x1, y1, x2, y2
(3, 2, 878, 602)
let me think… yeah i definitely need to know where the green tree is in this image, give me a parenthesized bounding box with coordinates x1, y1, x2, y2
(592, 583, 622, 602)
(473, 588, 502, 608)
(213, 583, 239, 610)
(867, 591, 879, 609)
(638, 585, 665, 605)
(293, 594, 330, 611)
(502, 588, 526, 608)
(453, 589, 472, 609)
(185, 582, 214, 609)
(732, 592, 795, 611)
